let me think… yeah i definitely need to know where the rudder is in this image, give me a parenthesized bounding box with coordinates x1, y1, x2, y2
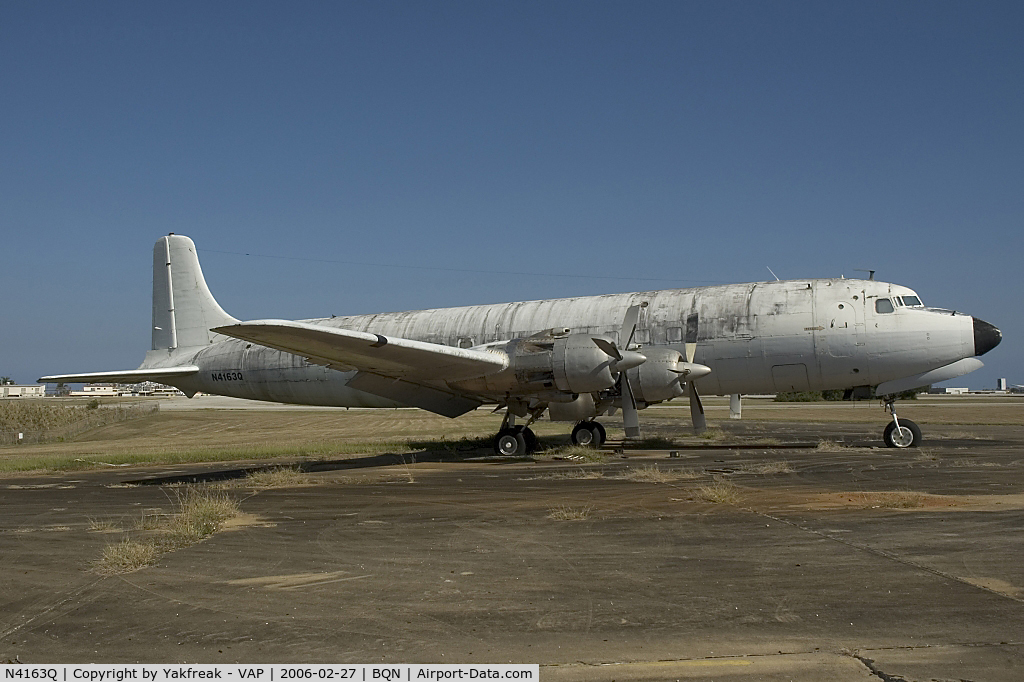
(152, 234, 238, 350)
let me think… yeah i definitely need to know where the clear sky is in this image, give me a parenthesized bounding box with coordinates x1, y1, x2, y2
(1, 1, 1021, 389)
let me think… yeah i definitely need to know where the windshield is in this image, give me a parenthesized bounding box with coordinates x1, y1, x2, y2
(901, 295, 923, 307)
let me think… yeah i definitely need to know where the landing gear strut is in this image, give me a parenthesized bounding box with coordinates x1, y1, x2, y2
(571, 420, 606, 447)
(882, 399, 922, 448)
(493, 407, 541, 456)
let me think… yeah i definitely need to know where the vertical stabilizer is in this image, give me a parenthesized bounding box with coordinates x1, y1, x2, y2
(152, 235, 238, 350)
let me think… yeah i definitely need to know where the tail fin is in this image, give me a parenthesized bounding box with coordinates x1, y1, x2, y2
(152, 234, 238, 350)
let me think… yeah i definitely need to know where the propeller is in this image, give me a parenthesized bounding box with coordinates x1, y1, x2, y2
(593, 303, 648, 438)
(683, 313, 706, 434)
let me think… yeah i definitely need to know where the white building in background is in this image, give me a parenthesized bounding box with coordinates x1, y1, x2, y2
(68, 384, 124, 397)
(928, 386, 970, 395)
(0, 384, 46, 398)
(64, 382, 188, 398)
(998, 378, 1008, 391)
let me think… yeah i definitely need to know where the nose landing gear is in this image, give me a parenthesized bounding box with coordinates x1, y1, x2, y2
(882, 399, 922, 448)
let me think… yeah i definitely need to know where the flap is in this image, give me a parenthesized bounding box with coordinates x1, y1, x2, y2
(38, 366, 200, 384)
(346, 373, 481, 418)
(213, 320, 508, 382)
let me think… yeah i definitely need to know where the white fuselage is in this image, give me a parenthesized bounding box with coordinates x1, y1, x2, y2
(170, 278, 974, 407)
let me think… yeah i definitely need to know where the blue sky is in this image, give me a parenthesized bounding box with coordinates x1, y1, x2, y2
(1, 1, 1021, 388)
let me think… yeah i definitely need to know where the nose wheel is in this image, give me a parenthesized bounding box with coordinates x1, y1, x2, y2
(882, 399, 922, 448)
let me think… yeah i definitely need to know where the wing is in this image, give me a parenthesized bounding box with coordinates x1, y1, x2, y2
(212, 320, 508, 382)
(38, 367, 200, 384)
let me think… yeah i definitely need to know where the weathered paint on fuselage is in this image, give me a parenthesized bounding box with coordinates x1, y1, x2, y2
(170, 278, 973, 406)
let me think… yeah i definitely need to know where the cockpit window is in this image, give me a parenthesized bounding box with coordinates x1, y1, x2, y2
(901, 295, 922, 307)
(875, 298, 895, 314)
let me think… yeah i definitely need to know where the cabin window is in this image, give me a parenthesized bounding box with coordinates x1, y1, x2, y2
(666, 326, 683, 343)
(457, 337, 475, 348)
(634, 329, 651, 345)
(875, 298, 895, 314)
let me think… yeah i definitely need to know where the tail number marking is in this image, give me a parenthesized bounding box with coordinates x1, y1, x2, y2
(211, 371, 244, 381)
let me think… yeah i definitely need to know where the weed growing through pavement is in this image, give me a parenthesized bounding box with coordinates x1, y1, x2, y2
(546, 505, 593, 521)
(93, 487, 241, 575)
(815, 439, 845, 451)
(615, 465, 700, 483)
(695, 478, 742, 504)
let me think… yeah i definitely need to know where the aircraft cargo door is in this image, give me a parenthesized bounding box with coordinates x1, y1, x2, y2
(812, 281, 866, 387)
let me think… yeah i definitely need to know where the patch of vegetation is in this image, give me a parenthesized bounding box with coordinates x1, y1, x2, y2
(519, 468, 605, 481)
(541, 445, 608, 463)
(94, 538, 160, 576)
(695, 479, 742, 504)
(231, 466, 315, 489)
(739, 460, 794, 475)
(93, 487, 241, 575)
(815, 439, 846, 451)
(546, 505, 593, 521)
(697, 427, 726, 442)
(88, 517, 123, 533)
(615, 464, 699, 483)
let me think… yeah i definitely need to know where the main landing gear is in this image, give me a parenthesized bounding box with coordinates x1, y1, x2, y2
(881, 398, 922, 448)
(570, 420, 606, 447)
(493, 407, 542, 456)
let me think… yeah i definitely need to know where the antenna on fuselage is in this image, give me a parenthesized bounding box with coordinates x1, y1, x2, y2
(766, 267, 780, 281)
(853, 268, 876, 280)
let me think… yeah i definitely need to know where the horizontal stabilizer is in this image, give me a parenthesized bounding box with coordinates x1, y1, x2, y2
(213, 320, 508, 382)
(874, 357, 984, 397)
(38, 366, 200, 385)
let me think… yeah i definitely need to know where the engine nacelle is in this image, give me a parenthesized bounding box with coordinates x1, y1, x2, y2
(626, 348, 687, 404)
(449, 331, 618, 397)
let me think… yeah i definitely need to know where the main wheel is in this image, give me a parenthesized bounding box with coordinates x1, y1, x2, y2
(515, 426, 539, 453)
(494, 428, 528, 456)
(883, 419, 922, 448)
(571, 421, 601, 447)
(590, 421, 607, 447)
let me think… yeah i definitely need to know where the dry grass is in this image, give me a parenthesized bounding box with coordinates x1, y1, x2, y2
(542, 445, 608, 463)
(858, 491, 926, 509)
(739, 460, 794, 475)
(815, 439, 846, 451)
(546, 505, 593, 521)
(88, 517, 122, 533)
(233, 467, 315, 489)
(520, 469, 605, 481)
(695, 479, 742, 504)
(937, 430, 983, 440)
(698, 428, 726, 442)
(93, 487, 241, 575)
(615, 464, 700, 483)
(94, 538, 160, 576)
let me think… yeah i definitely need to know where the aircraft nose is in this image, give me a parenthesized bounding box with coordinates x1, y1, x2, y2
(973, 318, 1002, 356)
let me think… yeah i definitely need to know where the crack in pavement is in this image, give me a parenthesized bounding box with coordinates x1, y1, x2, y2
(744, 507, 1024, 605)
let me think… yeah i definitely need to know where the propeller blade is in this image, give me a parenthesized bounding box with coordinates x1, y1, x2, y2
(620, 372, 641, 438)
(592, 337, 621, 361)
(685, 342, 697, 364)
(620, 303, 645, 349)
(688, 382, 706, 434)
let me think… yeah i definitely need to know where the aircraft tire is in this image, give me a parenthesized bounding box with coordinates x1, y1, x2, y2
(883, 419, 922, 448)
(591, 421, 607, 447)
(571, 421, 601, 448)
(494, 429, 528, 456)
(515, 426, 539, 453)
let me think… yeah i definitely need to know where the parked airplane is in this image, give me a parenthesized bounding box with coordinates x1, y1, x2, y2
(41, 235, 1001, 454)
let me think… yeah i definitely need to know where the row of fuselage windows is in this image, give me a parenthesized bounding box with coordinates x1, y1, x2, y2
(876, 295, 923, 314)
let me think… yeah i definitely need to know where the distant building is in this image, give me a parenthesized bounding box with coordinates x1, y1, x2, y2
(928, 387, 970, 395)
(68, 384, 124, 397)
(0, 384, 46, 398)
(998, 378, 1008, 391)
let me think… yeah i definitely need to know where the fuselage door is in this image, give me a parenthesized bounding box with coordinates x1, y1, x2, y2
(813, 282, 865, 386)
